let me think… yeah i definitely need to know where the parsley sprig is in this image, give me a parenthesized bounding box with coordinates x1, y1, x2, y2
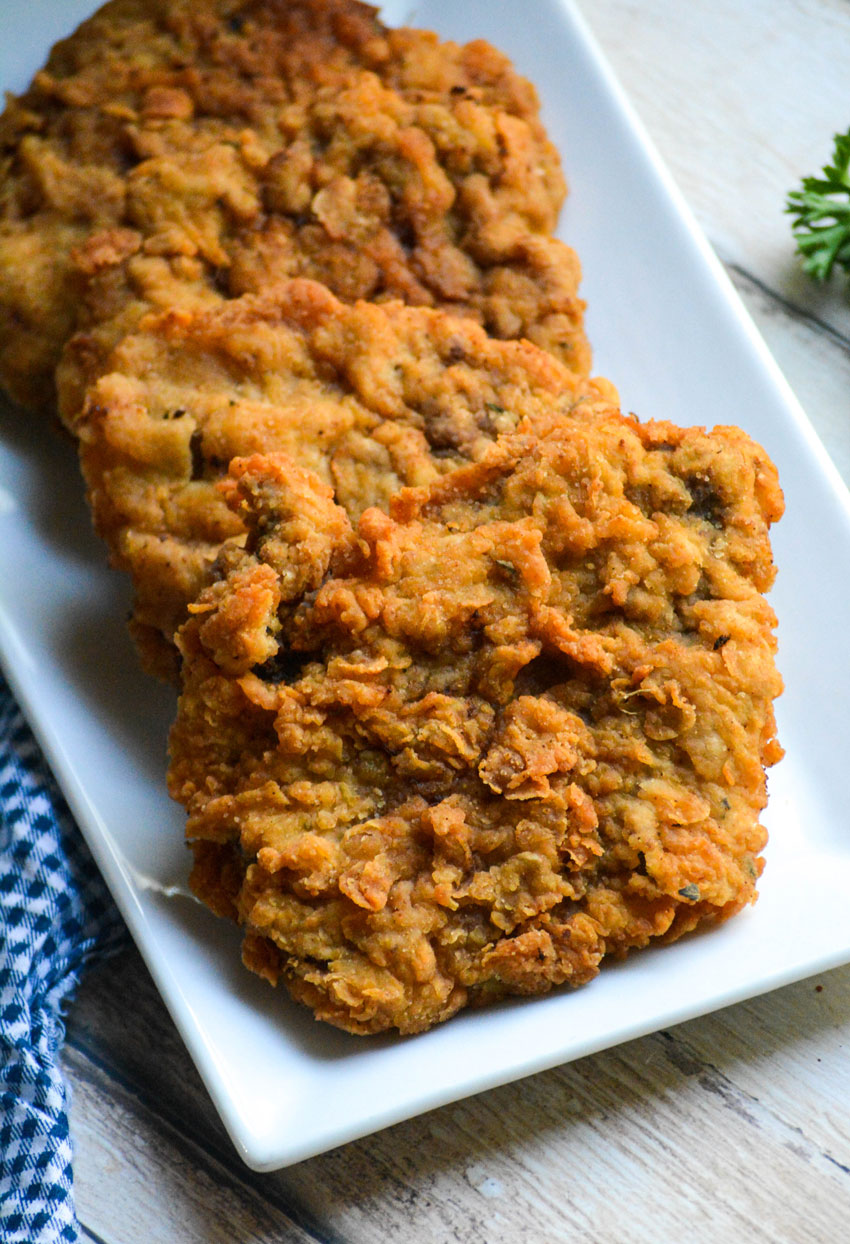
(786, 128, 850, 284)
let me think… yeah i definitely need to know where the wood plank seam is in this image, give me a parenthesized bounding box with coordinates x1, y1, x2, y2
(79, 1224, 112, 1244)
(656, 1030, 850, 1181)
(62, 1043, 336, 1244)
(723, 260, 850, 352)
(824, 1153, 850, 1178)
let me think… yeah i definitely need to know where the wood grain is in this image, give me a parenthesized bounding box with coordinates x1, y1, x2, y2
(52, 0, 850, 1239)
(66, 1032, 314, 1244)
(65, 950, 850, 1243)
(580, 0, 850, 345)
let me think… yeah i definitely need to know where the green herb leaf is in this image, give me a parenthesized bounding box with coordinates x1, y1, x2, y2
(678, 883, 700, 902)
(786, 128, 850, 284)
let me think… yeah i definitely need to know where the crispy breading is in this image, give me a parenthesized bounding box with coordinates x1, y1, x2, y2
(75, 280, 613, 678)
(168, 414, 784, 1035)
(0, 0, 587, 415)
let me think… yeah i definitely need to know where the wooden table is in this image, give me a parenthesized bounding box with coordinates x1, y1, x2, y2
(60, 2, 850, 1239)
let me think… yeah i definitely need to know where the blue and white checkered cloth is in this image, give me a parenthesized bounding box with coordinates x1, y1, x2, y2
(0, 673, 126, 1243)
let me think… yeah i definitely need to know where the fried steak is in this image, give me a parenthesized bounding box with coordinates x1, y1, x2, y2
(168, 411, 783, 1034)
(0, 0, 588, 417)
(75, 280, 612, 678)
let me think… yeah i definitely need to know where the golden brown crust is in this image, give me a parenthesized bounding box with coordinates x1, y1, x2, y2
(73, 281, 612, 678)
(0, 0, 586, 414)
(169, 414, 783, 1035)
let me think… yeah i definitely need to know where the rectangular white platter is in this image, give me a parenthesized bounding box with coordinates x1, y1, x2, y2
(2, 0, 850, 1172)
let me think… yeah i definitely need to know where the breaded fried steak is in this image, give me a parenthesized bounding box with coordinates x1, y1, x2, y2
(0, 0, 588, 416)
(74, 281, 614, 679)
(168, 414, 784, 1035)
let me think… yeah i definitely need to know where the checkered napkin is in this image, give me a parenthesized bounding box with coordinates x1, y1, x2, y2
(0, 674, 126, 1243)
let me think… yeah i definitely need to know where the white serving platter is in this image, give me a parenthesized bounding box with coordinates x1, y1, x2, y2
(2, 0, 850, 1172)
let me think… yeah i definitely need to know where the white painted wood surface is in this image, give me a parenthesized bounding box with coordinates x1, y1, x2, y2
(56, 1, 850, 1239)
